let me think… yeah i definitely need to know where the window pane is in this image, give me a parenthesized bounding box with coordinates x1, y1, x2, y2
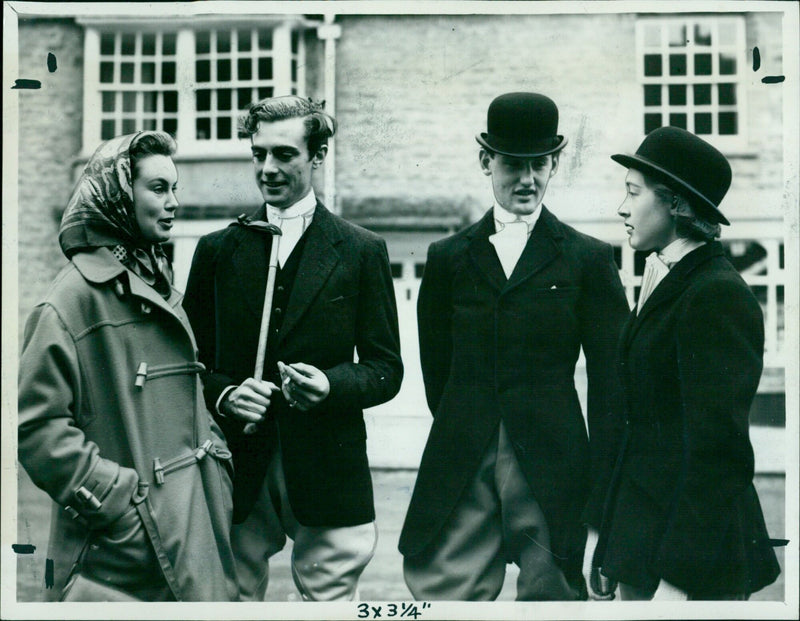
(142, 34, 156, 56)
(718, 83, 736, 105)
(141, 62, 156, 84)
(143, 118, 156, 131)
(668, 23, 686, 47)
(163, 117, 177, 137)
(122, 91, 136, 112)
(163, 91, 178, 113)
(694, 113, 712, 134)
(693, 83, 711, 105)
(100, 62, 114, 83)
(238, 88, 253, 109)
(390, 263, 403, 279)
(291, 59, 297, 82)
(217, 30, 231, 53)
(121, 33, 135, 56)
(197, 117, 211, 140)
(719, 53, 736, 75)
(291, 30, 299, 54)
(238, 58, 252, 80)
(694, 23, 712, 46)
(644, 113, 661, 133)
(101, 91, 116, 112)
(258, 29, 273, 50)
(668, 84, 686, 105)
(669, 113, 687, 129)
(694, 53, 712, 76)
(122, 118, 136, 134)
(162, 33, 176, 56)
(120, 62, 135, 83)
(197, 60, 211, 83)
(197, 89, 211, 111)
(218, 88, 232, 111)
(162, 62, 176, 84)
(217, 117, 232, 139)
(237, 29, 252, 51)
(197, 30, 211, 54)
(143, 92, 157, 113)
(669, 54, 687, 76)
(258, 57, 273, 80)
(100, 33, 115, 55)
(644, 54, 662, 76)
(101, 119, 116, 140)
(258, 86, 273, 100)
(718, 112, 737, 135)
(718, 22, 736, 45)
(217, 59, 231, 82)
(643, 24, 660, 47)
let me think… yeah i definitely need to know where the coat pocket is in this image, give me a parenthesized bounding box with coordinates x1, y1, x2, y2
(80, 503, 161, 591)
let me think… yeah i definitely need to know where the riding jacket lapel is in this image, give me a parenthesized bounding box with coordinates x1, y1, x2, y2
(505, 207, 562, 292)
(467, 209, 506, 293)
(277, 202, 341, 346)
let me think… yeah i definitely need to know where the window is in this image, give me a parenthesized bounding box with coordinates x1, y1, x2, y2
(81, 18, 308, 153)
(637, 17, 746, 146)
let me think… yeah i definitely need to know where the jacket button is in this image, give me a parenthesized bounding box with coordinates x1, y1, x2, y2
(274, 307, 282, 315)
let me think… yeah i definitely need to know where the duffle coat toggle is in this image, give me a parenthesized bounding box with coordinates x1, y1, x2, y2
(153, 439, 232, 485)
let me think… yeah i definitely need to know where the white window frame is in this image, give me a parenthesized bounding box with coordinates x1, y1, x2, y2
(79, 16, 309, 158)
(636, 15, 748, 151)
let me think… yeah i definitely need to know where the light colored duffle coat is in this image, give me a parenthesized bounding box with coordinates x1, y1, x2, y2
(18, 247, 239, 601)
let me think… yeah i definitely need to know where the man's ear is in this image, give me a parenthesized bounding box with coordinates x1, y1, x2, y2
(549, 153, 560, 177)
(311, 144, 328, 169)
(479, 149, 493, 176)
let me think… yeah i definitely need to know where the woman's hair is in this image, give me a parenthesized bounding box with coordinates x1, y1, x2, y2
(238, 95, 336, 158)
(129, 131, 177, 179)
(646, 175, 721, 242)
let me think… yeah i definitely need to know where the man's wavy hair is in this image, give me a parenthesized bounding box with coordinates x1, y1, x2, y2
(238, 95, 336, 159)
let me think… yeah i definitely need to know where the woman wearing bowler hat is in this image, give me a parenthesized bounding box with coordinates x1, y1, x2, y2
(591, 127, 781, 600)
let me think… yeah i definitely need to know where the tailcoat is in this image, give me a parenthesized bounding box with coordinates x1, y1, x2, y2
(183, 202, 403, 527)
(399, 207, 629, 585)
(595, 242, 781, 595)
(18, 248, 239, 601)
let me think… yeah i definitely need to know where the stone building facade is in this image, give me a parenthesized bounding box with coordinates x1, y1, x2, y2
(9, 6, 791, 468)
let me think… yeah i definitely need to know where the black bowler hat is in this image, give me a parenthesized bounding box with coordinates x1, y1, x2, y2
(612, 126, 732, 226)
(476, 92, 568, 157)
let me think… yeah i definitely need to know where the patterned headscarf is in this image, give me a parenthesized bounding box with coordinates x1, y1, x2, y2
(59, 132, 173, 298)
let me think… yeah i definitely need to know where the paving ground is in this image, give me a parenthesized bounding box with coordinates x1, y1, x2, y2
(15, 468, 785, 603)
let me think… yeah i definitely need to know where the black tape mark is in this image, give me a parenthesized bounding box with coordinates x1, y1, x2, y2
(12, 544, 36, 554)
(761, 75, 785, 84)
(11, 79, 42, 89)
(47, 52, 57, 73)
(752, 46, 761, 71)
(45, 559, 54, 589)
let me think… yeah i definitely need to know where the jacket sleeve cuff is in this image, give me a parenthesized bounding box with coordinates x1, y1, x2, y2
(67, 458, 139, 529)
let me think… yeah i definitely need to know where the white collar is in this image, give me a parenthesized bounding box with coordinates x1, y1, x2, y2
(493, 202, 542, 233)
(266, 189, 317, 220)
(659, 238, 705, 268)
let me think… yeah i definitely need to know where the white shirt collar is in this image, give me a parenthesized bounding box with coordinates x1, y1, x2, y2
(659, 238, 704, 268)
(493, 202, 542, 233)
(266, 188, 317, 221)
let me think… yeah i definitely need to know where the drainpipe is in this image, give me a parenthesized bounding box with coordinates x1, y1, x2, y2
(317, 13, 341, 214)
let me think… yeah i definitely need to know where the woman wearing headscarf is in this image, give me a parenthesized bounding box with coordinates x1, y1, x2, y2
(590, 127, 781, 600)
(18, 132, 239, 601)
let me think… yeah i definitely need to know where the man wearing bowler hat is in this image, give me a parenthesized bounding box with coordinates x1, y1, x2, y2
(399, 92, 629, 600)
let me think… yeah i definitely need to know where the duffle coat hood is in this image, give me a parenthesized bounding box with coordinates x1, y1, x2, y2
(18, 247, 239, 601)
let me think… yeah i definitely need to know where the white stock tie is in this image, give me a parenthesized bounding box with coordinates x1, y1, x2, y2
(268, 209, 314, 268)
(489, 220, 530, 278)
(637, 252, 671, 314)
